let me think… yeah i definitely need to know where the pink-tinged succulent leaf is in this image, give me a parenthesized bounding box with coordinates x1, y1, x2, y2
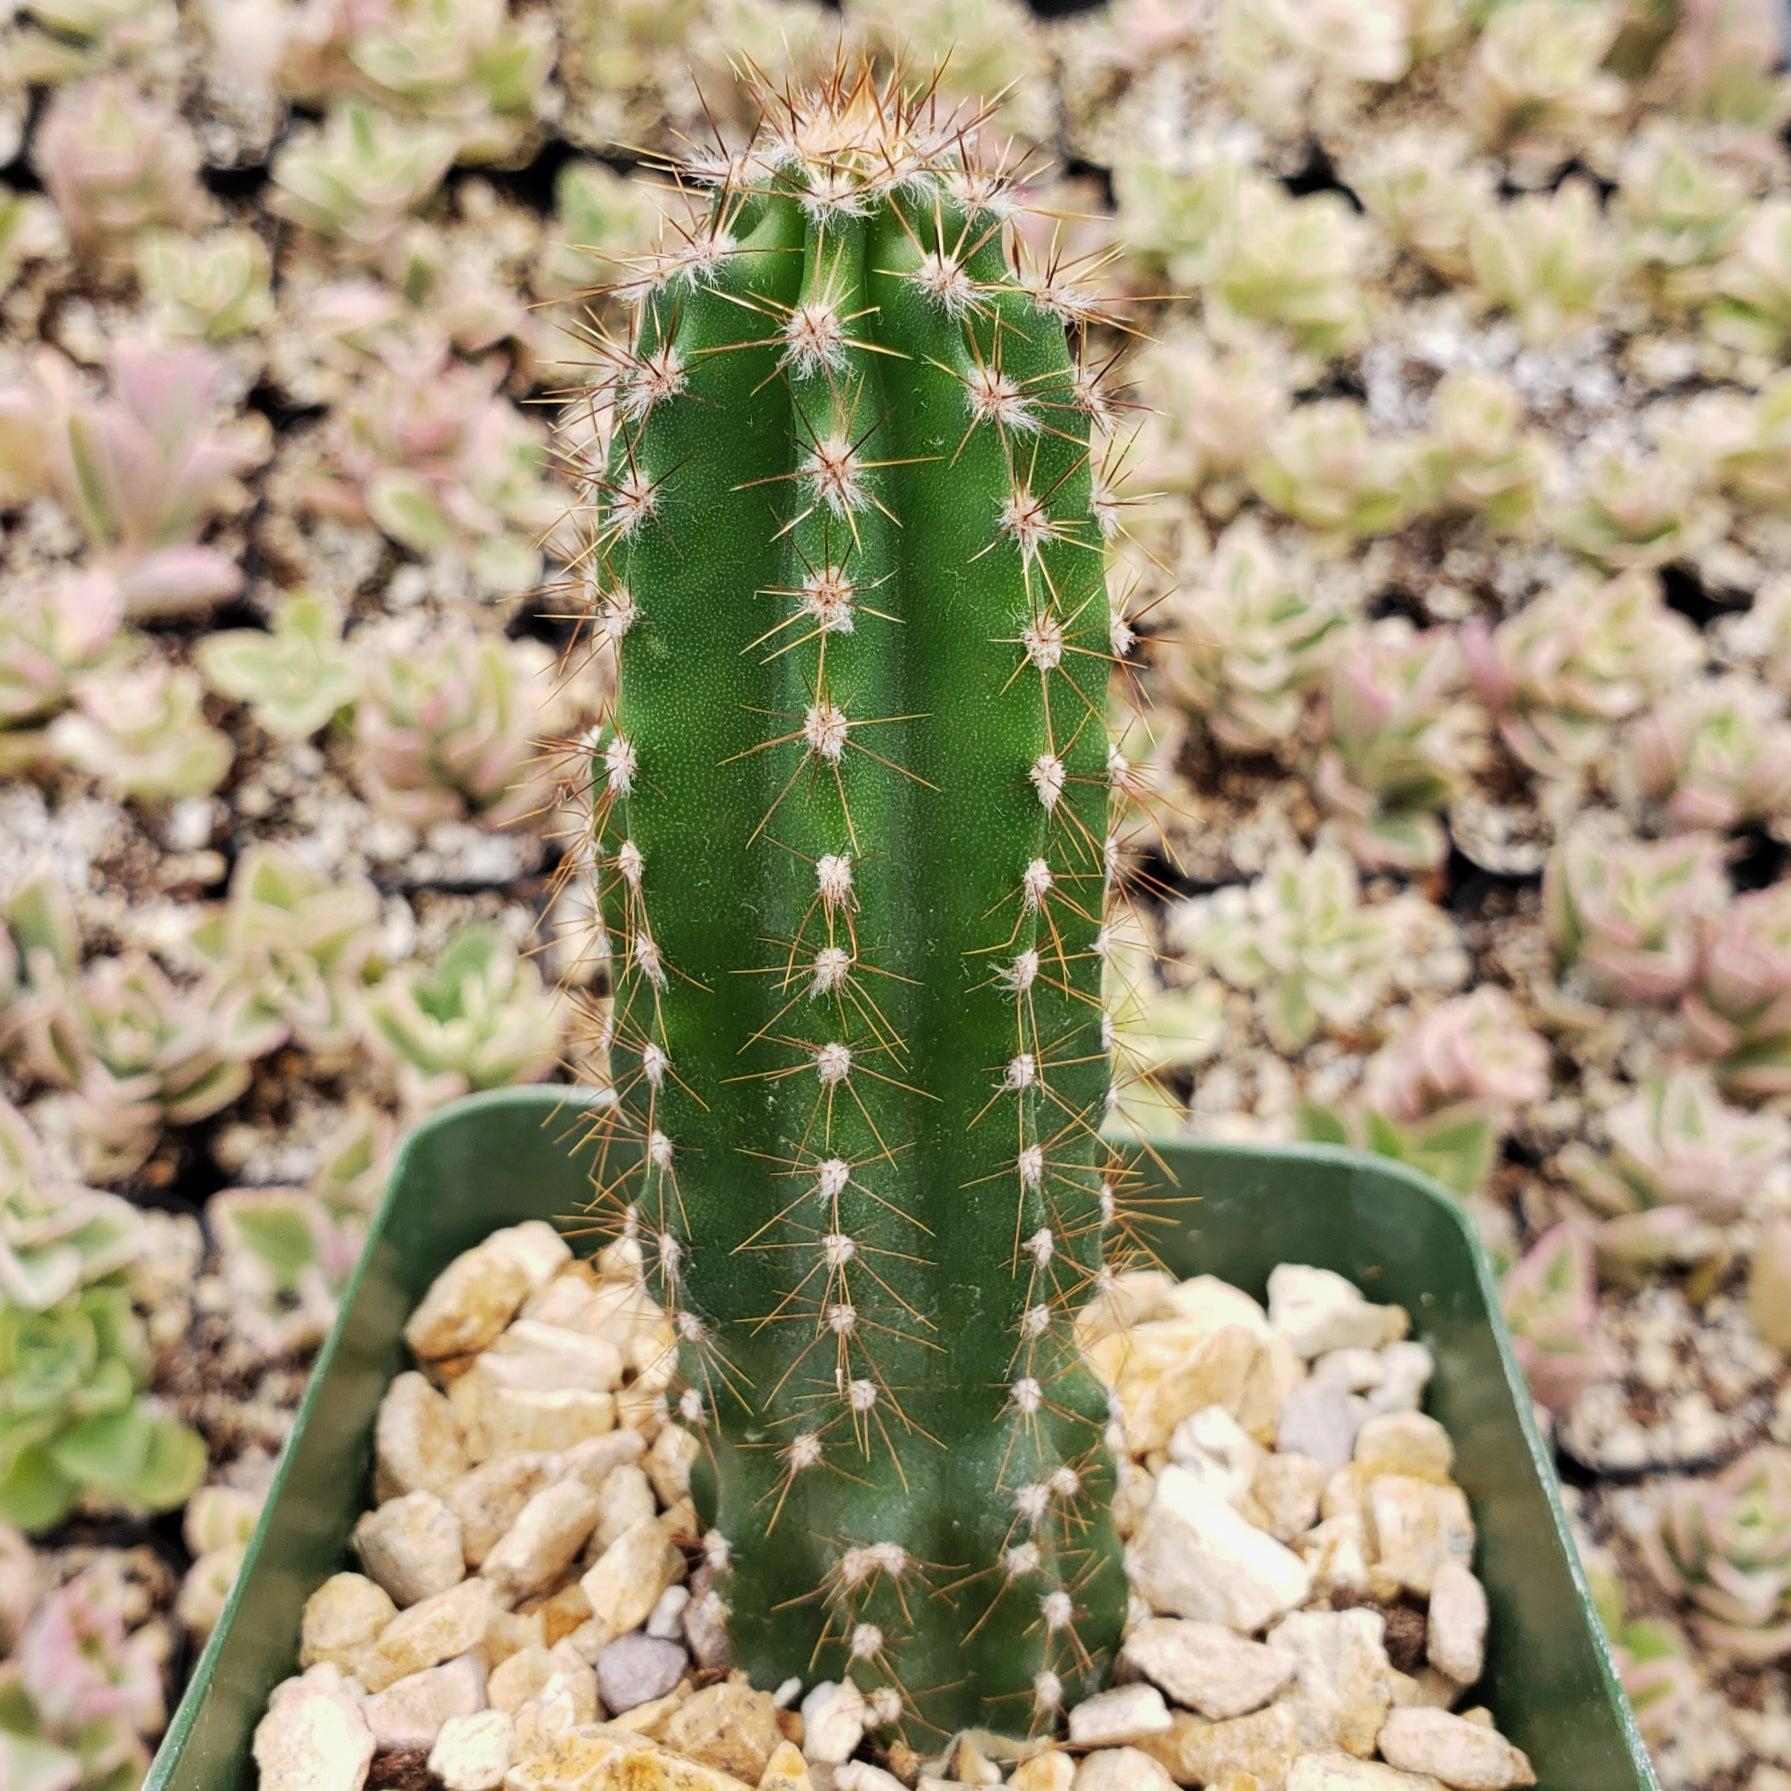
(1501, 1222, 1615, 1412)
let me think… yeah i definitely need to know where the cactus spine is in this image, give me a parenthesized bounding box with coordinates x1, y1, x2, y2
(581, 63, 1135, 1743)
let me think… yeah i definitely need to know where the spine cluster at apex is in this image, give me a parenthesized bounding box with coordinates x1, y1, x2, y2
(575, 61, 1154, 1745)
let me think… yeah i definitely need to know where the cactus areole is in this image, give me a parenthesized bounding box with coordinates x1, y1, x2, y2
(583, 63, 1134, 1743)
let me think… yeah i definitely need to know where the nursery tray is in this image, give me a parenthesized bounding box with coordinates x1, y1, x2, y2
(146, 1084, 1658, 1791)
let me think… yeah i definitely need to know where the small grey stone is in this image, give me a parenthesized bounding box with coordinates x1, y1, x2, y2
(1276, 1384, 1363, 1470)
(595, 1633, 688, 1713)
(682, 1567, 733, 1672)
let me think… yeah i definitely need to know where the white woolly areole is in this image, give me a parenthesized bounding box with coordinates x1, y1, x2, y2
(1005, 1541, 1041, 1576)
(1040, 1588, 1074, 1630)
(604, 734, 637, 794)
(848, 1377, 878, 1412)
(868, 1686, 903, 1726)
(912, 249, 974, 312)
(676, 1311, 706, 1343)
(815, 1041, 853, 1085)
(1022, 614, 1064, 670)
(802, 434, 867, 515)
(1022, 859, 1053, 909)
(816, 852, 854, 907)
(805, 703, 849, 763)
(1002, 949, 1040, 992)
(1013, 1482, 1049, 1524)
(657, 1231, 682, 1275)
(802, 566, 856, 633)
(821, 1231, 856, 1268)
(787, 1433, 823, 1471)
(678, 1388, 704, 1423)
(966, 364, 1036, 432)
(1003, 1053, 1038, 1091)
(1011, 1376, 1043, 1415)
(1050, 1465, 1082, 1499)
(610, 467, 656, 536)
(1024, 1224, 1054, 1264)
(615, 838, 644, 886)
(783, 299, 848, 376)
(623, 344, 686, 419)
(1018, 1146, 1045, 1190)
(633, 932, 666, 990)
(811, 945, 852, 994)
(1034, 1669, 1064, 1711)
(641, 1041, 668, 1087)
(1022, 1302, 1051, 1338)
(827, 1301, 857, 1335)
(1000, 486, 1052, 560)
(1110, 607, 1137, 658)
(849, 1623, 884, 1660)
(647, 1129, 674, 1169)
(598, 585, 636, 644)
(816, 1157, 851, 1201)
(704, 1532, 732, 1571)
(1030, 752, 1065, 811)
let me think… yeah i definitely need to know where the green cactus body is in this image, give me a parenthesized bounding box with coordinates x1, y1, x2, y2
(584, 68, 1129, 1743)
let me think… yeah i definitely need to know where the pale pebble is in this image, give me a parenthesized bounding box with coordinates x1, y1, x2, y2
(661, 1680, 782, 1783)
(1289, 1754, 1449, 1791)
(581, 1516, 682, 1634)
(1426, 1562, 1488, 1686)
(1066, 1681, 1173, 1747)
(1121, 1616, 1295, 1720)
(451, 1374, 616, 1461)
(800, 1680, 870, 1764)
(355, 1577, 494, 1694)
(597, 1632, 689, 1712)
(1252, 1452, 1329, 1543)
(373, 1372, 468, 1502)
(1377, 1709, 1536, 1790)
(1354, 1412, 1453, 1485)
(428, 1707, 515, 1791)
(360, 1653, 486, 1748)
(251, 1664, 374, 1791)
(1367, 1477, 1475, 1598)
(1130, 1465, 1312, 1632)
(300, 1573, 397, 1673)
(483, 1479, 604, 1605)
(1268, 1266, 1406, 1358)
(353, 1491, 465, 1607)
(1266, 1607, 1393, 1758)
(1139, 1702, 1298, 1791)
(404, 1239, 533, 1362)
(1074, 1747, 1176, 1791)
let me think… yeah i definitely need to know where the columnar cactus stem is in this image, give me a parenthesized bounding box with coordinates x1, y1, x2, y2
(580, 63, 1131, 1743)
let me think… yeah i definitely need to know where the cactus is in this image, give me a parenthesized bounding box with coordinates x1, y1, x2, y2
(1643, 1445, 1791, 1662)
(578, 64, 1129, 1741)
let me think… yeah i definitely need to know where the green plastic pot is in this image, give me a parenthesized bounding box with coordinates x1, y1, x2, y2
(146, 1085, 1658, 1791)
